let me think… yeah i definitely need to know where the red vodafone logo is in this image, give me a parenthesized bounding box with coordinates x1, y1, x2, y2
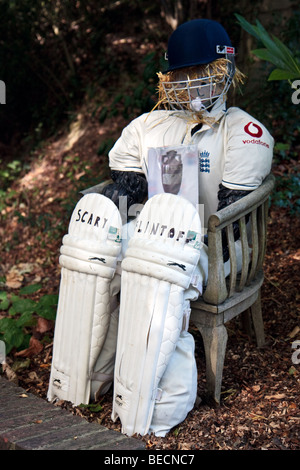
(244, 122, 263, 138)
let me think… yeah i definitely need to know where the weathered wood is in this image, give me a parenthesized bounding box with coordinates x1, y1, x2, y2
(207, 174, 274, 230)
(238, 216, 250, 291)
(193, 323, 228, 404)
(226, 223, 237, 297)
(248, 208, 259, 283)
(250, 291, 266, 348)
(192, 271, 264, 315)
(80, 179, 113, 195)
(191, 174, 275, 403)
(203, 229, 228, 305)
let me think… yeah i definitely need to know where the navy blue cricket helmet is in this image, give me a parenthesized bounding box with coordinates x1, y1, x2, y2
(165, 19, 234, 72)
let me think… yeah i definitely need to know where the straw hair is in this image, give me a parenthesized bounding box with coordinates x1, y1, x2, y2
(154, 58, 245, 125)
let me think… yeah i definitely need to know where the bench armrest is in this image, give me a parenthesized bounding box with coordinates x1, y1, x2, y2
(203, 174, 275, 305)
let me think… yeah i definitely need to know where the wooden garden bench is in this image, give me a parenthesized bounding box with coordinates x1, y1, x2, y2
(190, 173, 275, 403)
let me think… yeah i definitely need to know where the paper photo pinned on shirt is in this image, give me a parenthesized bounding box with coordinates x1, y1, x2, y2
(148, 144, 199, 207)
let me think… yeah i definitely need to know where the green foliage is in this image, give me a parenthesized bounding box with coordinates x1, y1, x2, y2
(97, 138, 116, 157)
(97, 51, 161, 127)
(272, 173, 300, 215)
(235, 14, 300, 81)
(0, 284, 58, 354)
(94, 50, 162, 158)
(0, 1, 163, 146)
(0, 159, 22, 193)
(236, 13, 300, 215)
(79, 403, 103, 413)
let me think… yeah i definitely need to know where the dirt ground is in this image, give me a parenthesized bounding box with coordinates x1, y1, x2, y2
(0, 111, 299, 451)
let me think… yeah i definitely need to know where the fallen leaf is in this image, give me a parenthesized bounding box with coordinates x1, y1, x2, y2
(2, 363, 18, 384)
(5, 263, 42, 288)
(12, 358, 31, 371)
(28, 371, 40, 381)
(288, 326, 300, 339)
(5, 269, 23, 288)
(249, 413, 268, 421)
(289, 402, 297, 409)
(147, 440, 156, 448)
(35, 317, 53, 334)
(265, 394, 286, 400)
(289, 366, 298, 376)
(178, 442, 192, 450)
(269, 422, 280, 429)
(17, 263, 36, 275)
(15, 336, 43, 358)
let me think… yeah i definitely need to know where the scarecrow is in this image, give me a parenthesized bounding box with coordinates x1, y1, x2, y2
(48, 19, 274, 437)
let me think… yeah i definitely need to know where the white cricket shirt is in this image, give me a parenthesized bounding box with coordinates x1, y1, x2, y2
(108, 100, 274, 227)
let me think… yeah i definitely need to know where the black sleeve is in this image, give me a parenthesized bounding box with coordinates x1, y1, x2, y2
(102, 170, 148, 219)
(204, 184, 252, 262)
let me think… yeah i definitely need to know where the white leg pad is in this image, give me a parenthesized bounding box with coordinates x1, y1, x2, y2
(47, 194, 122, 406)
(112, 193, 202, 436)
(149, 330, 197, 437)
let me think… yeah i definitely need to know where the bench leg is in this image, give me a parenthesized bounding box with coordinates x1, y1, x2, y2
(194, 323, 228, 404)
(241, 309, 253, 337)
(250, 291, 265, 348)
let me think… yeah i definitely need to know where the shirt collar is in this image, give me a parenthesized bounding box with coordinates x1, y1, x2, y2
(209, 98, 227, 119)
(191, 99, 227, 134)
(168, 99, 227, 132)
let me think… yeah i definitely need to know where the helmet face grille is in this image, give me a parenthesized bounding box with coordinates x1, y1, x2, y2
(162, 74, 227, 112)
(159, 58, 235, 113)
